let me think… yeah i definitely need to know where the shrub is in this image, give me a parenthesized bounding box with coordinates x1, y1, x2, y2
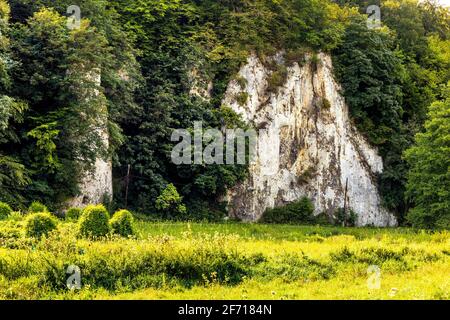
(334, 208, 358, 227)
(285, 48, 308, 66)
(322, 98, 331, 109)
(234, 75, 247, 89)
(0, 225, 21, 240)
(185, 199, 226, 222)
(235, 91, 249, 106)
(267, 65, 288, 94)
(28, 201, 48, 214)
(78, 204, 110, 238)
(8, 211, 24, 222)
(404, 88, 450, 229)
(314, 212, 332, 225)
(260, 197, 315, 224)
(110, 209, 134, 237)
(65, 207, 82, 221)
(155, 184, 187, 219)
(310, 53, 321, 71)
(0, 202, 12, 220)
(25, 212, 57, 238)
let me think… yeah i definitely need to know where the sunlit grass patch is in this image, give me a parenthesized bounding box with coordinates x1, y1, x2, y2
(0, 219, 448, 300)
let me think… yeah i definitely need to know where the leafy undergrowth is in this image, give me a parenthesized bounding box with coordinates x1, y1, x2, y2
(0, 219, 448, 300)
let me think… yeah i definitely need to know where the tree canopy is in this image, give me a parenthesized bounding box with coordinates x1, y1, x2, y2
(0, 0, 448, 226)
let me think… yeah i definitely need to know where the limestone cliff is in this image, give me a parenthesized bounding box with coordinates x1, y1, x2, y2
(66, 69, 112, 208)
(223, 53, 397, 227)
(67, 141, 112, 208)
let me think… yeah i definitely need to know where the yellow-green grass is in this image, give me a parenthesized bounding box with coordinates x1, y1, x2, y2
(0, 219, 448, 300)
(100, 261, 450, 300)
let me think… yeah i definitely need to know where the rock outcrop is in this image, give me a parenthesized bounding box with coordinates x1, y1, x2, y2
(223, 53, 397, 227)
(66, 141, 112, 208)
(66, 69, 112, 208)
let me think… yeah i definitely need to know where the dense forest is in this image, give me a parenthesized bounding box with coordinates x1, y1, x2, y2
(0, 0, 448, 228)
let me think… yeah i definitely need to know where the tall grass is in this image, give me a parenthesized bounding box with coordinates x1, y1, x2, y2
(0, 219, 448, 299)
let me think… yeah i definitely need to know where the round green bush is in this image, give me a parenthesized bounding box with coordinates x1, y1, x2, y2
(78, 204, 110, 238)
(8, 211, 24, 222)
(65, 207, 82, 221)
(110, 209, 134, 237)
(25, 212, 57, 238)
(28, 201, 48, 214)
(0, 202, 12, 220)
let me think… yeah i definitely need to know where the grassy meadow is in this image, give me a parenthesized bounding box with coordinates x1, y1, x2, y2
(0, 217, 449, 300)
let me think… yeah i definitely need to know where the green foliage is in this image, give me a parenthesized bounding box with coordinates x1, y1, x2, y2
(183, 199, 227, 222)
(321, 98, 331, 110)
(0, 1, 139, 207)
(27, 122, 60, 172)
(0, 201, 12, 219)
(0, 156, 30, 204)
(65, 207, 82, 221)
(285, 48, 308, 66)
(7, 211, 23, 222)
(24, 212, 57, 238)
(0, 0, 30, 206)
(310, 53, 321, 71)
(405, 84, 450, 229)
(334, 208, 358, 227)
(110, 209, 134, 237)
(314, 212, 332, 225)
(235, 92, 249, 106)
(155, 184, 187, 219)
(333, 15, 413, 218)
(334, 0, 450, 223)
(28, 201, 48, 214)
(260, 197, 315, 224)
(333, 16, 404, 147)
(6, 8, 118, 204)
(267, 64, 288, 94)
(0, 219, 446, 299)
(0, 223, 254, 293)
(235, 76, 248, 89)
(78, 204, 111, 238)
(0, 0, 448, 227)
(110, 0, 349, 217)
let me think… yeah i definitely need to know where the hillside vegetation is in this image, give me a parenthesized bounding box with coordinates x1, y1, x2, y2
(0, 0, 449, 229)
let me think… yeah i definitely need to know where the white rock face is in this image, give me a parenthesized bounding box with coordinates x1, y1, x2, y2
(223, 53, 397, 227)
(66, 70, 113, 208)
(66, 135, 112, 208)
